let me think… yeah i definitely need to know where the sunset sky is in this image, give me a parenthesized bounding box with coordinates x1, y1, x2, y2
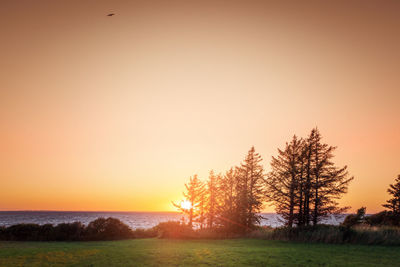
(1, 0, 399, 213)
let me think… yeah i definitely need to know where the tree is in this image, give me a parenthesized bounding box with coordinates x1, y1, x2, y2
(307, 128, 353, 225)
(267, 135, 304, 227)
(302, 136, 313, 226)
(218, 167, 239, 230)
(205, 170, 220, 229)
(173, 174, 205, 228)
(383, 174, 400, 214)
(267, 128, 353, 227)
(198, 191, 206, 229)
(237, 146, 265, 229)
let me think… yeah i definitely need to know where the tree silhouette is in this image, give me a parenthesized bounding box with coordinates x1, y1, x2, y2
(383, 174, 400, 214)
(237, 146, 265, 229)
(218, 167, 238, 231)
(267, 135, 305, 227)
(174, 130, 353, 231)
(267, 128, 353, 226)
(307, 128, 353, 225)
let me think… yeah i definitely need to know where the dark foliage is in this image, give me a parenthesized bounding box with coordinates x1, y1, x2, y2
(153, 221, 195, 239)
(54, 222, 86, 241)
(383, 174, 400, 214)
(84, 217, 134, 240)
(342, 207, 366, 228)
(0, 222, 86, 241)
(267, 128, 353, 227)
(0, 217, 153, 241)
(365, 211, 400, 227)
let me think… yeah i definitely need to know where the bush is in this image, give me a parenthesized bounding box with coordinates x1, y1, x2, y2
(53, 222, 85, 241)
(1, 217, 399, 245)
(0, 217, 138, 241)
(153, 221, 195, 239)
(38, 224, 56, 241)
(365, 211, 400, 227)
(85, 217, 134, 241)
(131, 228, 158, 238)
(342, 207, 366, 228)
(0, 226, 5, 240)
(5, 224, 42, 241)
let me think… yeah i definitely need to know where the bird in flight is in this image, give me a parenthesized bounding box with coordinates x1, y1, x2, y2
(107, 13, 115, 17)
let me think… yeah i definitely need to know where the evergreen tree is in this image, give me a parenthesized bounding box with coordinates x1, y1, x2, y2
(267, 135, 304, 227)
(302, 137, 313, 226)
(238, 146, 265, 229)
(307, 128, 353, 225)
(218, 167, 238, 230)
(296, 143, 307, 226)
(383, 174, 400, 214)
(173, 174, 205, 228)
(267, 128, 353, 227)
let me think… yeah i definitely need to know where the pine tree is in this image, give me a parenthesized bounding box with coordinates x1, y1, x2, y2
(173, 174, 205, 228)
(383, 174, 400, 214)
(307, 128, 353, 225)
(267, 135, 304, 227)
(267, 128, 354, 227)
(238, 146, 265, 229)
(218, 167, 238, 230)
(297, 143, 307, 226)
(303, 137, 313, 226)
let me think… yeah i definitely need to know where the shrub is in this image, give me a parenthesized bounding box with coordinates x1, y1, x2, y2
(1, 217, 399, 245)
(153, 221, 195, 239)
(132, 227, 158, 238)
(0, 226, 6, 240)
(38, 224, 56, 241)
(365, 211, 400, 227)
(342, 207, 366, 227)
(0, 217, 137, 241)
(5, 223, 41, 241)
(53, 222, 85, 241)
(85, 217, 134, 241)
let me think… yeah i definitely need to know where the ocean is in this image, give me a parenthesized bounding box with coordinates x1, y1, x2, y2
(0, 211, 347, 229)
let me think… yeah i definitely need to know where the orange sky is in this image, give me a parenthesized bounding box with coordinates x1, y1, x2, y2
(1, 0, 399, 213)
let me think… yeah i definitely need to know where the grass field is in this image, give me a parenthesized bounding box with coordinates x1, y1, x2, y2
(1, 238, 399, 266)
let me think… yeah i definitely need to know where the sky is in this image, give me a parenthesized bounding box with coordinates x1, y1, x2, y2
(1, 0, 399, 213)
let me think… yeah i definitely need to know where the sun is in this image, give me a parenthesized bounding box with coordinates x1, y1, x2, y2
(180, 200, 192, 210)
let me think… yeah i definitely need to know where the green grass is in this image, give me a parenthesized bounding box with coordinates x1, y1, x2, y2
(0, 239, 399, 266)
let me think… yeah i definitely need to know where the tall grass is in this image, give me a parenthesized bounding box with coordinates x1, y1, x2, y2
(249, 225, 400, 245)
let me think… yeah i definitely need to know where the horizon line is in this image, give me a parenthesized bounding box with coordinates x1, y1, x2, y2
(0, 209, 179, 213)
(0, 209, 279, 214)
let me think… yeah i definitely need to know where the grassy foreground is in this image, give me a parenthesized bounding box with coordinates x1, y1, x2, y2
(1, 239, 399, 267)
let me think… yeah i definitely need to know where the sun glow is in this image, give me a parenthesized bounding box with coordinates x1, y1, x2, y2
(180, 200, 192, 210)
